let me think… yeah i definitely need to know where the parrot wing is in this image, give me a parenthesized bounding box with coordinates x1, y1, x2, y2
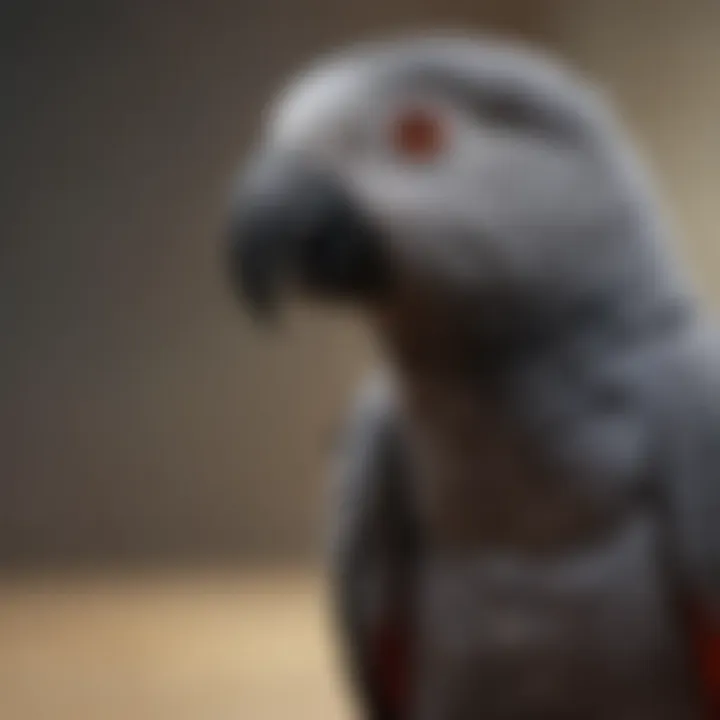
(327, 373, 421, 720)
(656, 321, 720, 716)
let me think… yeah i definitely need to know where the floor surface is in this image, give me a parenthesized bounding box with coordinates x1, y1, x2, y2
(0, 569, 353, 720)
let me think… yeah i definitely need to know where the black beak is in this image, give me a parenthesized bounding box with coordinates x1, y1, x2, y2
(227, 153, 390, 317)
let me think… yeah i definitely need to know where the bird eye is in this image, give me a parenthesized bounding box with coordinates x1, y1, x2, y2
(391, 106, 447, 162)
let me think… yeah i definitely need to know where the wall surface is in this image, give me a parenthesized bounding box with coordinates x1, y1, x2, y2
(0, 0, 717, 566)
(0, 0, 555, 566)
(550, 0, 720, 305)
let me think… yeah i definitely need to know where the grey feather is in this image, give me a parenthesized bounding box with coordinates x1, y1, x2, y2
(233, 32, 720, 720)
(327, 373, 420, 720)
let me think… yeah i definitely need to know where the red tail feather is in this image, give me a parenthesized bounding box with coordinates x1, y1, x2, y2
(688, 603, 720, 718)
(371, 620, 412, 718)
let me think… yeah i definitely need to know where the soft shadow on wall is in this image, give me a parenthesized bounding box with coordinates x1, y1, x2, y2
(0, 0, 558, 569)
(1, 0, 717, 570)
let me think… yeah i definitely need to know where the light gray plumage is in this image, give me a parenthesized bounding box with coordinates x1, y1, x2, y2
(227, 33, 720, 720)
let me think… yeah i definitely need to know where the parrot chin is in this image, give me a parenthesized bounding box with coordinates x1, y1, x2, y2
(226, 152, 393, 319)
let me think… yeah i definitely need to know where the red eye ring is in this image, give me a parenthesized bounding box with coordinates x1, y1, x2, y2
(391, 106, 447, 161)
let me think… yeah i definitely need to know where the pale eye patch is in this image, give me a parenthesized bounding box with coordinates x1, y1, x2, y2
(265, 65, 372, 155)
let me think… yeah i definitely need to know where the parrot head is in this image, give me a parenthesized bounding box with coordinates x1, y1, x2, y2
(227, 34, 686, 372)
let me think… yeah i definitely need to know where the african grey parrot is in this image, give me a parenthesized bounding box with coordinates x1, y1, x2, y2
(226, 34, 720, 720)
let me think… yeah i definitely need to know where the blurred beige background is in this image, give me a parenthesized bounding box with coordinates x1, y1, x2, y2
(0, 1, 718, 718)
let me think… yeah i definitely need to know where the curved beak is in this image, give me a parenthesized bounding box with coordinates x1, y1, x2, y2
(226, 153, 391, 318)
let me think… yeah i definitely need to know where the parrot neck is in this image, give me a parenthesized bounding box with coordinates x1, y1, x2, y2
(379, 284, 694, 553)
(375, 277, 694, 385)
